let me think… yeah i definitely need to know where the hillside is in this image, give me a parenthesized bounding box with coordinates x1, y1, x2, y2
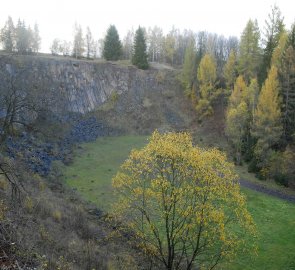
(0, 54, 196, 269)
(0, 54, 294, 269)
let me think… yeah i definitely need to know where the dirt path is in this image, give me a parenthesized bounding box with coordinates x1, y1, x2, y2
(239, 179, 295, 203)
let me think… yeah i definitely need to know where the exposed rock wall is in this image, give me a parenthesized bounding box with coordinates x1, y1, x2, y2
(0, 55, 168, 113)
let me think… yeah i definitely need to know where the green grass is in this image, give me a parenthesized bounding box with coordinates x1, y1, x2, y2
(63, 135, 295, 270)
(222, 188, 295, 270)
(63, 135, 149, 210)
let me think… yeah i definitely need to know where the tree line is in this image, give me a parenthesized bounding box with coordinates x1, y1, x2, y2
(0, 16, 41, 54)
(181, 5, 295, 186)
(0, 16, 239, 70)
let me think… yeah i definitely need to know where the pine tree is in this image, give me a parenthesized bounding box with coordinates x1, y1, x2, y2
(103, 25, 122, 61)
(132, 26, 149, 69)
(238, 20, 261, 82)
(15, 19, 30, 54)
(252, 66, 282, 173)
(0, 16, 15, 52)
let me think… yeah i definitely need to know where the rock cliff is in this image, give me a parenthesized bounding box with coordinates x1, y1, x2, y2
(0, 54, 171, 114)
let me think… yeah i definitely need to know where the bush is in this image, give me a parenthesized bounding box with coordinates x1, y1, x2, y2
(52, 210, 62, 222)
(274, 172, 289, 187)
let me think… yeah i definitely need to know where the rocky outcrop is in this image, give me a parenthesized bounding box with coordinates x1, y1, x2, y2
(0, 55, 169, 113)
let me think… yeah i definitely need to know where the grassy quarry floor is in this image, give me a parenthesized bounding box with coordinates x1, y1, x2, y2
(63, 135, 295, 270)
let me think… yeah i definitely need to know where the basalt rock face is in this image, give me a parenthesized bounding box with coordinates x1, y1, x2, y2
(0, 55, 168, 114)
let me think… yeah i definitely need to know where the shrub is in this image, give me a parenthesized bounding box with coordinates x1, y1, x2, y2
(52, 210, 62, 222)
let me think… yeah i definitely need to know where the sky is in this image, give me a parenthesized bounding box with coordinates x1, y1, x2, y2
(0, 0, 294, 52)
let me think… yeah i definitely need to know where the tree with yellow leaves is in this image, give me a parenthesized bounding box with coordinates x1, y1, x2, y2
(225, 76, 259, 164)
(223, 49, 237, 91)
(225, 76, 248, 164)
(196, 54, 218, 119)
(112, 131, 255, 270)
(252, 66, 282, 175)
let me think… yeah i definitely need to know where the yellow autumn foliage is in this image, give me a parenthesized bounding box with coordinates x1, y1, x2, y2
(112, 131, 256, 270)
(252, 66, 282, 160)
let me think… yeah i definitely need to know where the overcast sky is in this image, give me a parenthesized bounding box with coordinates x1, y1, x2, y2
(0, 0, 294, 52)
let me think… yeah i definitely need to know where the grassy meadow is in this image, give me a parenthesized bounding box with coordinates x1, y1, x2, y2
(63, 135, 295, 270)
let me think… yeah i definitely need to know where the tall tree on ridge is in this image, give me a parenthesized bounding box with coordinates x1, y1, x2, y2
(32, 23, 41, 53)
(103, 25, 122, 61)
(72, 23, 84, 58)
(132, 26, 149, 69)
(0, 16, 15, 52)
(85, 26, 95, 59)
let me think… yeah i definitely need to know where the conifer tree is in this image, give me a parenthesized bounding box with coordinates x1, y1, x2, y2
(103, 25, 122, 61)
(181, 40, 196, 96)
(0, 16, 15, 52)
(196, 54, 217, 119)
(225, 76, 248, 163)
(279, 45, 295, 140)
(15, 19, 30, 54)
(223, 49, 237, 91)
(226, 76, 260, 164)
(238, 20, 261, 82)
(132, 26, 149, 69)
(288, 22, 295, 49)
(252, 66, 282, 173)
(260, 5, 285, 83)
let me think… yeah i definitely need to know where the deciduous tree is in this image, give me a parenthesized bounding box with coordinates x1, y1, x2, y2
(85, 26, 95, 59)
(181, 40, 196, 96)
(113, 131, 255, 270)
(238, 20, 261, 82)
(196, 54, 218, 119)
(72, 23, 84, 58)
(252, 66, 282, 176)
(223, 49, 237, 91)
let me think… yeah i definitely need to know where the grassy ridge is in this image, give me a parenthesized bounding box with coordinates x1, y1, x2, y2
(63, 136, 295, 270)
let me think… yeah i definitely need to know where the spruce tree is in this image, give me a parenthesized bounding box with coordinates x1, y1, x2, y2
(103, 25, 122, 61)
(132, 27, 149, 69)
(260, 5, 285, 84)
